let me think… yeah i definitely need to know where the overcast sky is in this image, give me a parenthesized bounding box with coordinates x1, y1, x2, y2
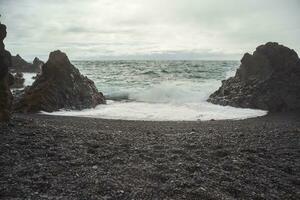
(0, 0, 299, 61)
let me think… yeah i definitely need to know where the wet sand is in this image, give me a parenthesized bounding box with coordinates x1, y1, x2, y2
(0, 113, 299, 199)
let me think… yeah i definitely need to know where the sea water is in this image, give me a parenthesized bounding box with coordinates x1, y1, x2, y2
(23, 73, 36, 86)
(25, 60, 267, 121)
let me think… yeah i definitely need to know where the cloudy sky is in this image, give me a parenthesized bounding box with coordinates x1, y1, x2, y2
(1, 0, 299, 61)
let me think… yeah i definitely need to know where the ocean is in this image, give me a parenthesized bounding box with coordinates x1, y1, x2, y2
(24, 60, 267, 121)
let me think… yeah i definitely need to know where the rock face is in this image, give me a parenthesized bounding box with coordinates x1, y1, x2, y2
(11, 72, 25, 88)
(11, 55, 43, 73)
(0, 22, 13, 121)
(14, 50, 106, 113)
(208, 42, 300, 112)
(32, 57, 44, 71)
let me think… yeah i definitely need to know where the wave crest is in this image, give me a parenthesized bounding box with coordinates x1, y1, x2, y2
(128, 80, 221, 103)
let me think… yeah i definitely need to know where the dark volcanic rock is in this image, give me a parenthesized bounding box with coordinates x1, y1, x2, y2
(11, 54, 31, 71)
(32, 57, 44, 71)
(14, 50, 106, 113)
(0, 22, 13, 121)
(11, 55, 43, 73)
(11, 72, 25, 88)
(208, 42, 300, 112)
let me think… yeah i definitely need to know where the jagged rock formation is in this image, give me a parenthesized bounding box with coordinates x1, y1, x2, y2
(0, 22, 13, 121)
(32, 57, 44, 71)
(11, 55, 31, 71)
(14, 50, 106, 113)
(11, 72, 25, 88)
(11, 55, 43, 73)
(208, 42, 300, 112)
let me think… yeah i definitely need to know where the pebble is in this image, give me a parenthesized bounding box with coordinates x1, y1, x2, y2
(92, 165, 98, 169)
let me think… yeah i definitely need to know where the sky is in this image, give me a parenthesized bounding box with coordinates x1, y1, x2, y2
(0, 0, 299, 61)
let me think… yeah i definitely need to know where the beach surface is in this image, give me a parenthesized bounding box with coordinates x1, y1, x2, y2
(0, 113, 299, 199)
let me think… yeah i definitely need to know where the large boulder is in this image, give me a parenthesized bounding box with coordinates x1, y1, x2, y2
(11, 55, 43, 73)
(14, 50, 106, 113)
(208, 42, 300, 112)
(0, 22, 13, 121)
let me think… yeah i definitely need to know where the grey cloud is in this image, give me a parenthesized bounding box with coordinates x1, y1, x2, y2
(0, 0, 299, 60)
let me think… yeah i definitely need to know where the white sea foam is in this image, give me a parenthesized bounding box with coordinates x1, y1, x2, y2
(40, 60, 267, 121)
(43, 100, 267, 121)
(23, 73, 36, 86)
(43, 79, 267, 121)
(128, 80, 220, 103)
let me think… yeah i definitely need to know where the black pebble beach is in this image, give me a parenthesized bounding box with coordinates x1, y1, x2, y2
(1, 113, 299, 199)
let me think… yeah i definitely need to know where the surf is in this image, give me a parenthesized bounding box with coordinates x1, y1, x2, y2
(34, 60, 267, 121)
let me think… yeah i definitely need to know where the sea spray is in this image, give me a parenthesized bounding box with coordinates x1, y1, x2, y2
(35, 60, 267, 121)
(23, 73, 36, 87)
(128, 80, 221, 103)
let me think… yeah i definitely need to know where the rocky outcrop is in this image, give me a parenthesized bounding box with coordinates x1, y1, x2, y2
(11, 72, 25, 88)
(11, 55, 31, 71)
(0, 22, 13, 121)
(208, 42, 300, 112)
(14, 50, 106, 113)
(11, 55, 43, 73)
(32, 57, 44, 71)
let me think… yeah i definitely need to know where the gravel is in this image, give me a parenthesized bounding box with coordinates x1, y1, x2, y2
(0, 113, 299, 199)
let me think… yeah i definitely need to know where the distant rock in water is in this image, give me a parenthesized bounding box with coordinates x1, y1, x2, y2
(0, 22, 13, 121)
(11, 55, 31, 71)
(11, 54, 43, 73)
(32, 57, 44, 71)
(11, 72, 25, 88)
(208, 42, 300, 112)
(14, 50, 106, 113)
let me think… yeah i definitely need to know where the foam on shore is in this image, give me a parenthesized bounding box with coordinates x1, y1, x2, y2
(36, 60, 267, 121)
(43, 100, 267, 122)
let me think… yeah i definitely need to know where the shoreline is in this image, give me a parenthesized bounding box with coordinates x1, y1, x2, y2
(37, 101, 268, 122)
(26, 111, 274, 125)
(1, 113, 299, 199)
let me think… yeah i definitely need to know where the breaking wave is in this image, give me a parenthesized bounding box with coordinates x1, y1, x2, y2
(38, 60, 267, 121)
